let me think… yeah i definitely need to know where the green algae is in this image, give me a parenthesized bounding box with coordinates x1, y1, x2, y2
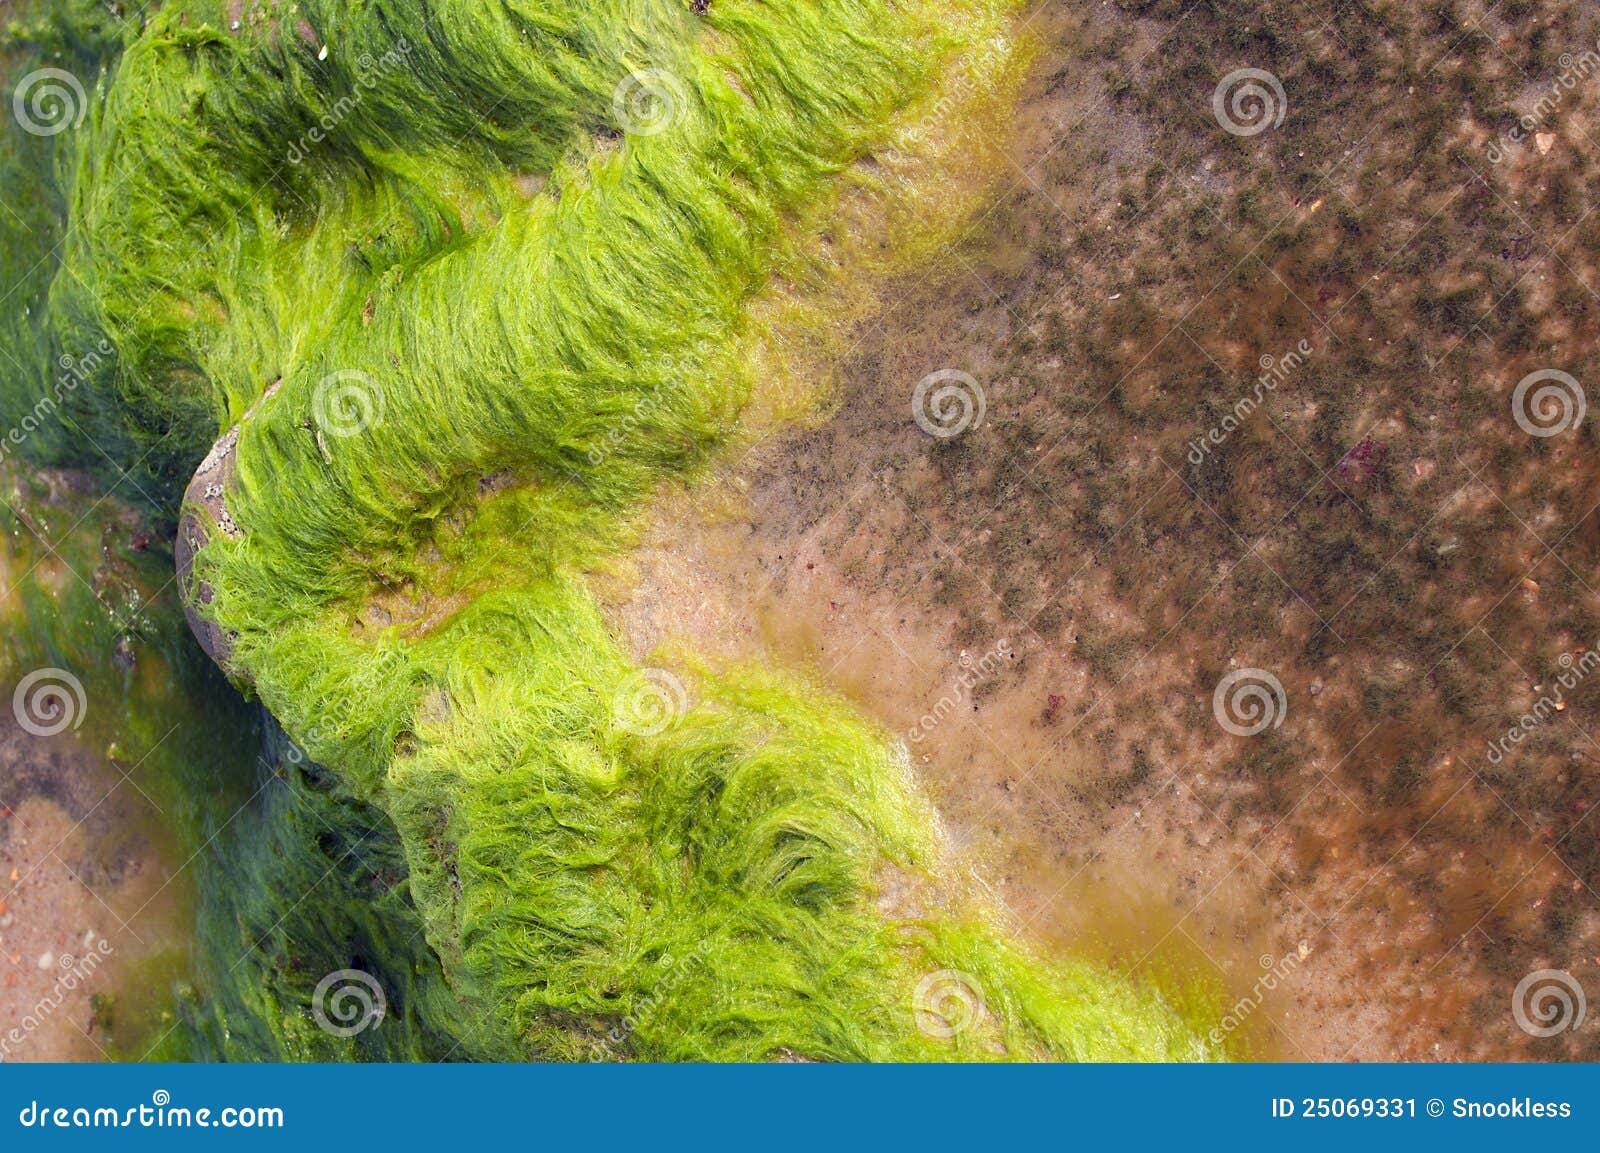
(3, 0, 1219, 1060)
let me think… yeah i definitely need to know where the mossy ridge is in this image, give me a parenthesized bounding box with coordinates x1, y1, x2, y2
(4, 0, 1216, 1059)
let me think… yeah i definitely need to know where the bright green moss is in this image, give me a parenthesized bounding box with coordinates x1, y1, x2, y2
(2, 0, 1218, 1060)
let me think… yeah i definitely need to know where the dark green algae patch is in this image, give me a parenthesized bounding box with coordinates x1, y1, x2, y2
(1, 0, 1221, 1060)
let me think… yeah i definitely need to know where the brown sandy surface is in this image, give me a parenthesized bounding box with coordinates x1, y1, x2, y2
(0, 709, 185, 1062)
